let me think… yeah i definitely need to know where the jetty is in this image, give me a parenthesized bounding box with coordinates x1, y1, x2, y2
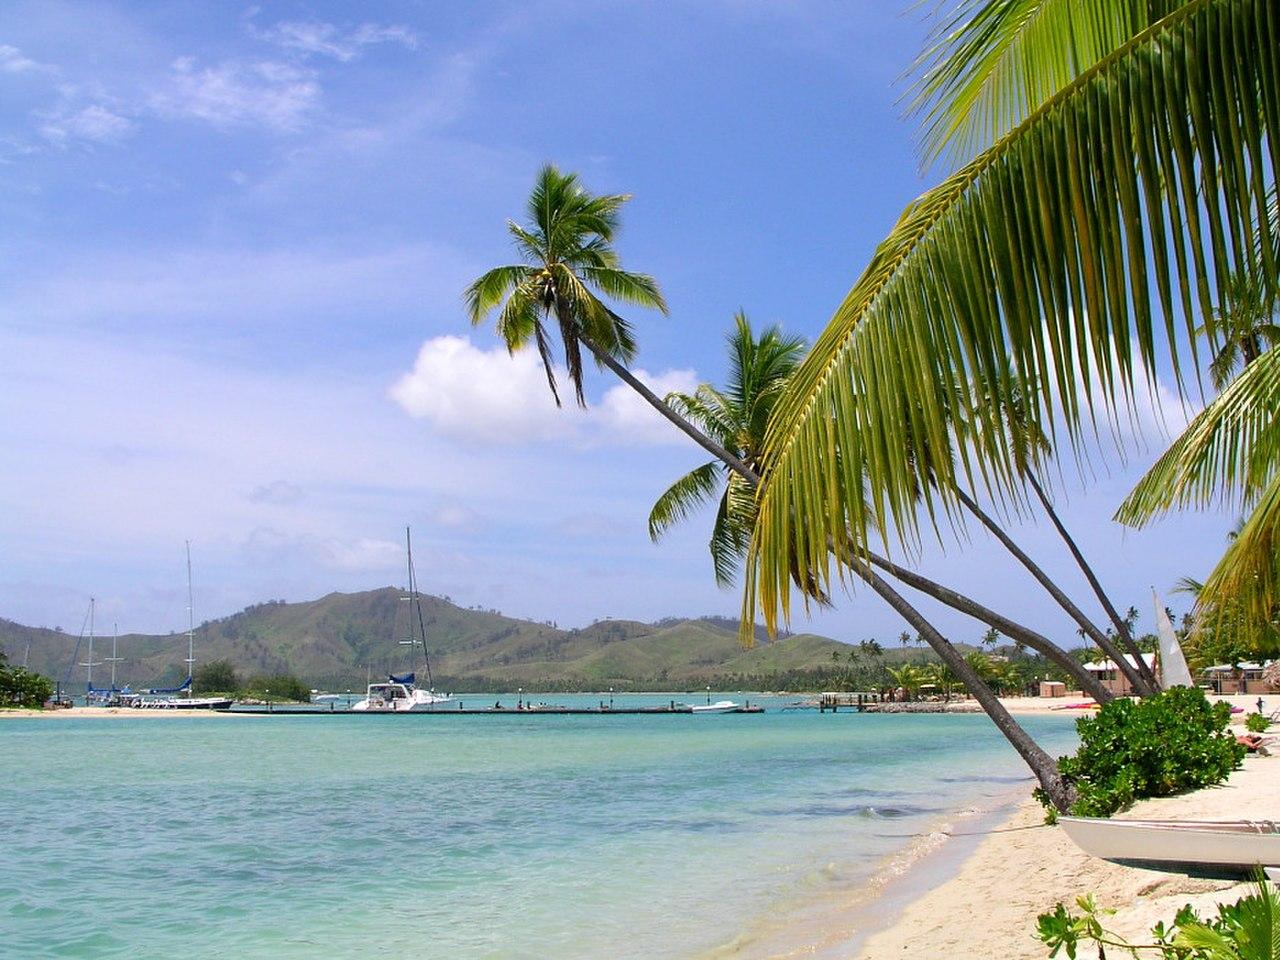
(231, 702, 764, 716)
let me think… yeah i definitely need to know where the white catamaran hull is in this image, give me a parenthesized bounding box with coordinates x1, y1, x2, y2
(351, 685, 452, 712)
(1059, 817, 1280, 878)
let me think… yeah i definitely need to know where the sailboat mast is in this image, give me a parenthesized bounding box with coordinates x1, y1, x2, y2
(185, 541, 195, 691)
(405, 527, 434, 689)
(80, 597, 102, 692)
(105, 622, 123, 689)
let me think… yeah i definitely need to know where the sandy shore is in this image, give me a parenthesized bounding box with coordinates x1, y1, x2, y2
(857, 752, 1280, 959)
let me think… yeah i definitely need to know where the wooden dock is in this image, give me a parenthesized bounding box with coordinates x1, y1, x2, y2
(231, 703, 765, 716)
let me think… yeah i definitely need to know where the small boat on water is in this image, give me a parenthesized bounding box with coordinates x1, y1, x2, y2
(351, 528, 452, 713)
(1059, 816, 1280, 878)
(691, 700, 740, 714)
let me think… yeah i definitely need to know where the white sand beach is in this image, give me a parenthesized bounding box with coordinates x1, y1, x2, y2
(858, 752, 1280, 959)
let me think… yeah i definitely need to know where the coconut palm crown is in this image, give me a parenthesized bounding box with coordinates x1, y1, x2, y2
(465, 164, 667, 407)
(648, 312, 806, 586)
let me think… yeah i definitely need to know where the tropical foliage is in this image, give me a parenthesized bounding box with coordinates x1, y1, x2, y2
(648, 312, 806, 585)
(744, 0, 1279, 645)
(465, 164, 666, 407)
(1038, 877, 1280, 959)
(1042, 687, 1244, 819)
(0, 650, 52, 708)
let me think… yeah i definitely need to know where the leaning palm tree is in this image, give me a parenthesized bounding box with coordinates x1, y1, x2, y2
(648, 312, 806, 586)
(466, 165, 751, 475)
(744, 0, 1275, 664)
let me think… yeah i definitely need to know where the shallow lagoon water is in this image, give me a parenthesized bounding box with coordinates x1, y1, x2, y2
(3, 694, 1076, 958)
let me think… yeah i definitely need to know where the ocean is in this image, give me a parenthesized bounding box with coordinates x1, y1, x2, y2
(2, 694, 1077, 958)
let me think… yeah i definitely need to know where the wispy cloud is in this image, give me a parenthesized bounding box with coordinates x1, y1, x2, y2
(0, 44, 49, 75)
(389, 336, 700, 448)
(254, 20, 419, 62)
(39, 103, 133, 143)
(150, 56, 320, 132)
(247, 480, 304, 505)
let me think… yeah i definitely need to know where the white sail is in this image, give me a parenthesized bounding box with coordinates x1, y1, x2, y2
(1153, 589, 1194, 688)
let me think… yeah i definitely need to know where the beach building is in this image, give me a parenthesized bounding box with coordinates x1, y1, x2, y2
(1083, 653, 1158, 697)
(1200, 661, 1273, 695)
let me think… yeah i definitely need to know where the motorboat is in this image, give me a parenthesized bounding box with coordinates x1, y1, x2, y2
(351, 673, 451, 712)
(1059, 816, 1280, 878)
(691, 700, 740, 714)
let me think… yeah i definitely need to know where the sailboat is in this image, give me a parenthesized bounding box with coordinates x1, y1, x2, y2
(352, 528, 452, 712)
(135, 543, 232, 710)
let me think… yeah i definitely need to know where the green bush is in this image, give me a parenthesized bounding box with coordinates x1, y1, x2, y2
(1246, 711, 1270, 733)
(1038, 876, 1278, 958)
(242, 673, 310, 702)
(0, 651, 54, 707)
(1042, 686, 1245, 819)
(193, 659, 241, 695)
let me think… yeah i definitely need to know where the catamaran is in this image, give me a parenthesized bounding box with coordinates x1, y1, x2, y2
(352, 528, 452, 712)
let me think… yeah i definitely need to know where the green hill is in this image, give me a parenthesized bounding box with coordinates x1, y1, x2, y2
(0, 588, 933, 693)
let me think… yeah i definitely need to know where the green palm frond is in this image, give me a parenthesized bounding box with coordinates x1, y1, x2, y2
(579, 267, 668, 313)
(648, 462, 723, 541)
(908, 0, 1185, 169)
(465, 265, 533, 324)
(1118, 347, 1280, 626)
(747, 0, 1279, 636)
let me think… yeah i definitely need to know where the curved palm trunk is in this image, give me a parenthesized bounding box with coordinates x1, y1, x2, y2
(865, 551, 1115, 704)
(851, 558, 1076, 811)
(578, 334, 757, 480)
(953, 488, 1157, 697)
(1025, 472, 1160, 690)
(574, 334, 1076, 807)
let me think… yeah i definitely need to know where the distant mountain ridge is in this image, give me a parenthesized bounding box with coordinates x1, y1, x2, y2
(0, 587, 918, 692)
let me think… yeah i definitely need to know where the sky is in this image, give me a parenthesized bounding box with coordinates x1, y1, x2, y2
(0, 0, 1237, 648)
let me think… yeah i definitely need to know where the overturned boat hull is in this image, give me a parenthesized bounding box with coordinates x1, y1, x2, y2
(1060, 816, 1280, 878)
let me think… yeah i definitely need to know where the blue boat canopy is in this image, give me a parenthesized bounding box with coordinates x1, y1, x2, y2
(388, 672, 415, 685)
(145, 677, 193, 694)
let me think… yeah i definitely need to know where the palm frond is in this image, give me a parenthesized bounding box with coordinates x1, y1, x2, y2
(747, 0, 1279, 636)
(1116, 347, 1280, 522)
(464, 265, 533, 324)
(579, 266, 668, 313)
(648, 462, 723, 541)
(908, 0, 1184, 169)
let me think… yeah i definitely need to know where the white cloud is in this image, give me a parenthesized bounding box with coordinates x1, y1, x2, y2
(256, 20, 419, 61)
(247, 481, 304, 505)
(0, 44, 46, 74)
(241, 528, 403, 572)
(389, 336, 701, 448)
(151, 57, 319, 131)
(39, 104, 133, 143)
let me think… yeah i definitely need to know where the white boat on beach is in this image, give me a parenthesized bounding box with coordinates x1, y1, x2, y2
(691, 700, 740, 714)
(1059, 816, 1280, 878)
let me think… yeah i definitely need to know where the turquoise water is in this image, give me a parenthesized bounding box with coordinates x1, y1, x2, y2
(2, 695, 1077, 959)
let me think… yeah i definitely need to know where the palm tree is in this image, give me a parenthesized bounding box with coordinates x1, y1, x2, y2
(648, 312, 806, 585)
(740, 1, 1272, 809)
(472, 169, 1080, 810)
(465, 165, 751, 475)
(1200, 269, 1280, 390)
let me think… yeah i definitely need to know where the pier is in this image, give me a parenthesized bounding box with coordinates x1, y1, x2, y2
(231, 702, 765, 716)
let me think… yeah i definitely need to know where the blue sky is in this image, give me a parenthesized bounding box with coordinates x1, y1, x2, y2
(0, 1, 1234, 647)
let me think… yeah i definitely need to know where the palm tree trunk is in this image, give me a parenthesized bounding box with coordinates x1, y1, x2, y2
(851, 558, 1076, 812)
(1025, 472, 1160, 690)
(952, 488, 1157, 697)
(865, 551, 1114, 703)
(578, 334, 757, 481)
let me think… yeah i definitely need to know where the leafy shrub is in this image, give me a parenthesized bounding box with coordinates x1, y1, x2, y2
(193, 659, 241, 695)
(0, 650, 54, 707)
(1042, 686, 1244, 819)
(1038, 876, 1278, 958)
(242, 673, 310, 702)
(1246, 711, 1270, 733)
